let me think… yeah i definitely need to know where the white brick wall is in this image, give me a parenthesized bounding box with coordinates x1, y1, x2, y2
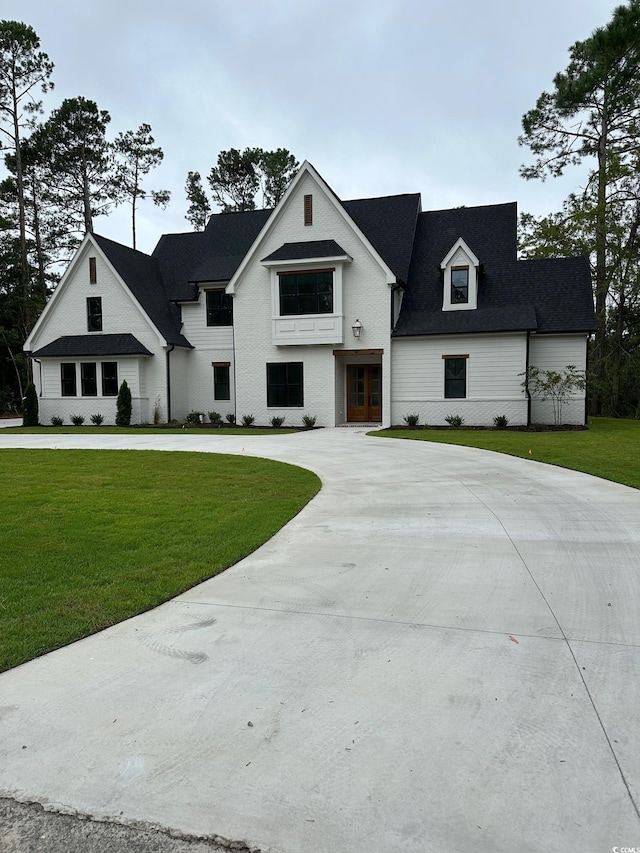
(27, 238, 172, 425)
(231, 171, 393, 427)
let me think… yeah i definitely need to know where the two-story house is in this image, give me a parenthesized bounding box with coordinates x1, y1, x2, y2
(24, 162, 596, 427)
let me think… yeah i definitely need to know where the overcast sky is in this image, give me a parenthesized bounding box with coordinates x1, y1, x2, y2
(3, 0, 622, 254)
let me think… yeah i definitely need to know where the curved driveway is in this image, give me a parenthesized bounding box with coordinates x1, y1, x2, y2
(1, 429, 639, 852)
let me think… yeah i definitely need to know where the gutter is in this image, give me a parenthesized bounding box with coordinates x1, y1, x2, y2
(33, 358, 42, 396)
(166, 344, 174, 422)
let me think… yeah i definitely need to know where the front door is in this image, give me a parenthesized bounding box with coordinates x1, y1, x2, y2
(347, 364, 382, 422)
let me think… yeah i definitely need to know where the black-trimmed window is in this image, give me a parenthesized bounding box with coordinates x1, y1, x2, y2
(87, 296, 102, 332)
(214, 365, 230, 400)
(81, 363, 97, 396)
(278, 271, 333, 316)
(206, 290, 233, 326)
(451, 267, 469, 304)
(267, 362, 303, 407)
(61, 363, 77, 397)
(444, 357, 467, 399)
(102, 362, 118, 396)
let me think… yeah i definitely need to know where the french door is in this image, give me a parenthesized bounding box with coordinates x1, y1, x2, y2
(347, 365, 381, 422)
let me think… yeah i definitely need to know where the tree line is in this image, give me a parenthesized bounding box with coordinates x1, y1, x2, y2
(0, 20, 298, 412)
(519, 0, 640, 417)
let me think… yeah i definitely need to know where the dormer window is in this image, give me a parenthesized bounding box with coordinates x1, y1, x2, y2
(441, 238, 479, 312)
(451, 267, 469, 304)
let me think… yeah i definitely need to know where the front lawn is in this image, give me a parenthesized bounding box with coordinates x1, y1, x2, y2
(373, 417, 640, 490)
(0, 449, 320, 672)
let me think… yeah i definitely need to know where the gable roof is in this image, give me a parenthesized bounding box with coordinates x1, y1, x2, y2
(93, 235, 192, 347)
(32, 333, 153, 357)
(394, 203, 596, 337)
(153, 210, 272, 298)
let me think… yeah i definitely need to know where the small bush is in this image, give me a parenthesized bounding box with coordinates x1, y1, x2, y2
(186, 411, 204, 425)
(116, 380, 132, 426)
(226, 413, 236, 424)
(208, 411, 222, 425)
(241, 414, 255, 427)
(270, 415, 285, 428)
(302, 414, 317, 429)
(403, 413, 420, 427)
(51, 416, 63, 426)
(22, 383, 39, 427)
(90, 413, 104, 426)
(445, 414, 465, 427)
(493, 414, 509, 429)
(70, 414, 85, 426)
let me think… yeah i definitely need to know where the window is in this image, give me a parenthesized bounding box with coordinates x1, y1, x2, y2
(89, 256, 97, 284)
(304, 194, 313, 226)
(278, 271, 333, 316)
(213, 364, 230, 400)
(267, 362, 303, 407)
(206, 289, 233, 326)
(61, 363, 77, 397)
(81, 363, 97, 396)
(444, 356, 467, 399)
(87, 297, 102, 332)
(102, 362, 118, 396)
(451, 267, 469, 304)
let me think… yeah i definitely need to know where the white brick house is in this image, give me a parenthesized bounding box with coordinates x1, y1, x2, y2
(24, 162, 596, 427)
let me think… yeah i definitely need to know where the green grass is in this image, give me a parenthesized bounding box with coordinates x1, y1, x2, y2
(373, 417, 640, 490)
(0, 449, 320, 672)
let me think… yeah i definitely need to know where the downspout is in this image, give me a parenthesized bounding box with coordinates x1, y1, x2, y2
(166, 345, 174, 423)
(584, 334, 591, 425)
(231, 297, 238, 423)
(33, 358, 42, 396)
(525, 331, 531, 426)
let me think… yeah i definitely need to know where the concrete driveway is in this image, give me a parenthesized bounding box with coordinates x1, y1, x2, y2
(1, 428, 639, 852)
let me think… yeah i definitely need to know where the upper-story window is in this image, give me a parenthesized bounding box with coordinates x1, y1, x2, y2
(87, 296, 102, 332)
(451, 266, 469, 304)
(441, 239, 479, 312)
(206, 289, 233, 326)
(278, 270, 333, 316)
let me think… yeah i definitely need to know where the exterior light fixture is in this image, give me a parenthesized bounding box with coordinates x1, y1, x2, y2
(351, 319, 363, 338)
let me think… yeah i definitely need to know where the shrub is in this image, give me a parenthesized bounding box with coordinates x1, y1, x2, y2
(22, 383, 39, 427)
(116, 380, 132, 426)
(270, 415, 285, 428)
(493, 414, 509, 429)
(403, 413, 420, 427)
(51, 416, 63, 426)
(302, 414, 317, 429)
(226, 413, 236, 424)
(90, 413, 104, 426)
(445, 414, 465, 427)
(186, 411, 204, 425)
(241, 414, 255, 427)
(70, 414, 85, 426)
(521, 365, 586, 426)
(208, 411, 222, 425)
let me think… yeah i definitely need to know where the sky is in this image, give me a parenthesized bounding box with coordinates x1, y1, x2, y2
(2, 0, 623, 254)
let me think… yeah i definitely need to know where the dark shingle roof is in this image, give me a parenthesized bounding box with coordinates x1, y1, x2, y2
(343, 194, 421, 284)
(394, 204, 596, 337)
(153, 209, 272, 297)
(93, 235, 192, 347)
(32, 334, 153, 357)
(261, 240, 349, 262)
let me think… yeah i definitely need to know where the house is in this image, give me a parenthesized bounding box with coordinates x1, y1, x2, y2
(24, 162, 596, 428)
